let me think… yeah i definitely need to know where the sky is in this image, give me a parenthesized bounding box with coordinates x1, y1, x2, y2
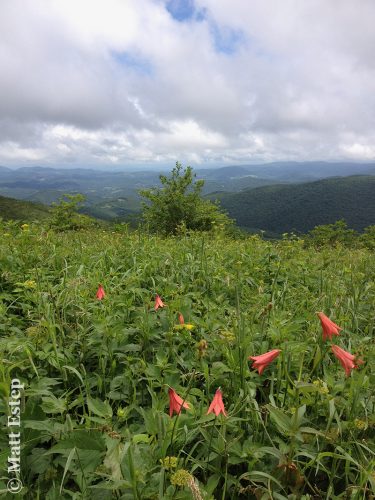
(0, 0, 375, 169)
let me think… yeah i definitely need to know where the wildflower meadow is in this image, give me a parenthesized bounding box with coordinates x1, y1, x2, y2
(0, 223, 374, 499)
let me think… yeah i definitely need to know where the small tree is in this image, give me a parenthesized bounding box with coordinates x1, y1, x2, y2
(140, 162, 231, 235)
(360, 225, 375, 250)
(305, 220, 358, 248)
(49, 193, 92, 231)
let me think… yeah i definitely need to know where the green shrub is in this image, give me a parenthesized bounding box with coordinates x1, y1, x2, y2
(49, 194, 94, 231)
(360, 225, 375, 250)
(305, 219, 358, 248)
(140, 162, 232, 235)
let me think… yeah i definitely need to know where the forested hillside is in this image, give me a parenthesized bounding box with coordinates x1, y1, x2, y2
(0, 195, 50, 222)
(211, 175, 375, 234)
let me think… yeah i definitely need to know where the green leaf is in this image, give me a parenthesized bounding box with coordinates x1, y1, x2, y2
(267, 405, 293, 434)
(63, 365, 84, 385)
(87, 397, 113, 419)
(60, 447, 76, 494)
(41, 395, 67, 414)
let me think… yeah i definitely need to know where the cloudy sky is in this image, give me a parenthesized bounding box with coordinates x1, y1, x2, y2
(0, 0, 375, 168)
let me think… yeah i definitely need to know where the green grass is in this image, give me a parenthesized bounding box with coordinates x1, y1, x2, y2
(0, 224, 374, 499)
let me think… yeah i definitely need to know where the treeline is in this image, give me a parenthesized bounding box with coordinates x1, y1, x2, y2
(210, 175, 375, 234)
(302, 220, 375, 249)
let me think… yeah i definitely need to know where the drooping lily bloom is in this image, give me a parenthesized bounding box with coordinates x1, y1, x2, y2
(318, 312, 342, 341)
(96, 284, 105, 300)
(207, 388, 227, 416)
(178, 312, 184, 325)
(249, 349, 281, 375)
(331, 345, 363, 377)
(154, 295, 165, 310)
(168, 388, 190, 417)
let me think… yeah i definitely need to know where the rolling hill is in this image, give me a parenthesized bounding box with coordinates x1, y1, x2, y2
(209, 175, 375, 234)
(1, 167, 375, 235)
(0, 195, 50, 222)
(1, 161, 374, 206)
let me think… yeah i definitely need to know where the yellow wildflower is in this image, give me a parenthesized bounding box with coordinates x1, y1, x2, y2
(174, 324, 194, 331)
(160, 456, 178, 470)
(354, 419, 367, 430)
(313, 379, 329, 395)
(220, 330, 235, 344)
(23, 280, 37, 289)
(170, 469, 193, 486)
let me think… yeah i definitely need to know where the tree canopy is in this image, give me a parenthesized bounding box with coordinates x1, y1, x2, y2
(140, 162, 231, 235)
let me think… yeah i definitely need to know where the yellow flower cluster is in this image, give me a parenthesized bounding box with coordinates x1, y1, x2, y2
(160, 456, 178, 470)
(313, 379, 329, 394)
(21, 223, 29, 231)
(219, 330, 235, 344)
(23, 280, 37, 289)
(354, 418, 367, 430)
(170, 469, 193, 486)
(174, 324, 194, 331)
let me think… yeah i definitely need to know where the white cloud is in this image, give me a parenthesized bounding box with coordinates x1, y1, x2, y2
(340, 142, 375, 160)
(0, 0, 374, 167)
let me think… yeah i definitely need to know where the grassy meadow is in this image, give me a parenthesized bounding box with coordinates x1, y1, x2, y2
(0, 223, 374, 499)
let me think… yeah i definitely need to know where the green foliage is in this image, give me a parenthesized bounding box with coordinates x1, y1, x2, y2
(0, 224, 374, 498)
(0, 194, 50, 222)
(49, 193, 94, 231)
(360, 225, 375, 250)
(140, 162, 231, 234)
(305, 220, 358, 248)
(211, 175, 375, 234)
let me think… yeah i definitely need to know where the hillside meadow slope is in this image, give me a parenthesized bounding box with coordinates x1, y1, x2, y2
(0, 224, 374, 498)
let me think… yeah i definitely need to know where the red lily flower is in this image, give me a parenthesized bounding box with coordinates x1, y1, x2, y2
(96, 284, 105, 300)
(168, 388, 190, 417)
(178, 312, 184, 325)
(331, 345, 363, 377)
(249, 349, 281, 375)
(154, 294, 165, 310)
(207, 388, 227, 416)
(318, 312, 342, 341)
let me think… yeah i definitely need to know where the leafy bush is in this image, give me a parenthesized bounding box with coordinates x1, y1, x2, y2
(49, 194, 94, 231)
(360, 225, 375, 250)
(140, 162, 232, 235)
(304, 219, 358, 248)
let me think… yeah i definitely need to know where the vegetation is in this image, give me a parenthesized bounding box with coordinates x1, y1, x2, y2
(140, 162, 231, 235)
(49, 194, 95, 231)
(0, 194, 50, 222)
(210, 175, 375, 235)
(0, 217, 374, 498)
(0, 166, 374, 498)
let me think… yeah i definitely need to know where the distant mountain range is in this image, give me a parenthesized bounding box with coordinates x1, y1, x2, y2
(209, 175, 375, 235)
(1, 161, 374, 205)
(0, 162, 374, 232)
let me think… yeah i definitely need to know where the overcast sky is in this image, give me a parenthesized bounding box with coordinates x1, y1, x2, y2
(0, 0, 375, 168)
